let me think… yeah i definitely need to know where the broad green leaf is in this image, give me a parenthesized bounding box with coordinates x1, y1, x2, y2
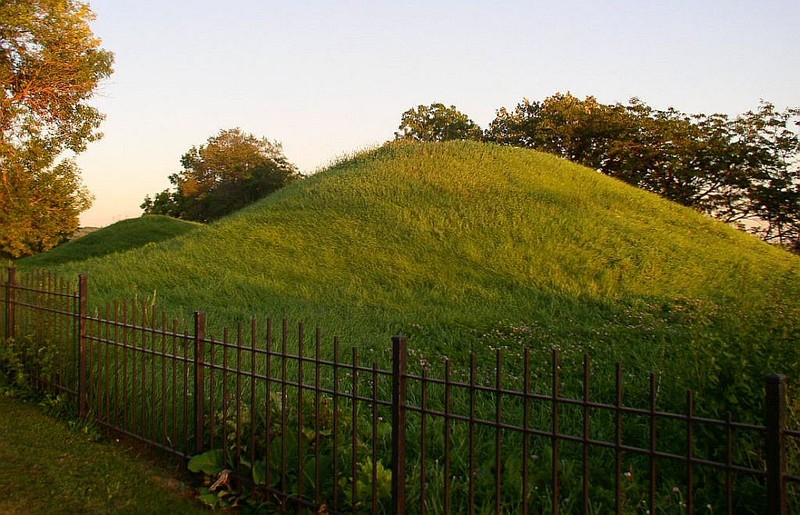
(196, 487, 219, 507)
(188, 449, 225, 475)
(252, 459, 267, 485)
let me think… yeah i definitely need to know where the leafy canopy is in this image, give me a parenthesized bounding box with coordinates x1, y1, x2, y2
(142, 128, 300, 222)
(0, 0, 113, 257)
(394, 103, 482, 142)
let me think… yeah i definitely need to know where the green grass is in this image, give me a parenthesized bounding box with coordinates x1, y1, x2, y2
(17, 140, 800, 416)
(10, 140, 800, 512)
(19, 215, 200, 267)
(0, 393, 204, 514)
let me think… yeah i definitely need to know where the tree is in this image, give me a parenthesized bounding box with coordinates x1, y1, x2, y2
(731, 102, 800, 250)
(488, 93, 632, 169)
(0, 0, 113, 257)
(142, 128, 300, 222)
(0, 159, 92, 256)
(395, 103, 483, 142)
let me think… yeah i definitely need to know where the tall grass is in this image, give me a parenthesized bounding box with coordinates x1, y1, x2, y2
(17, 140, 800, 418)
(9, 141, 800, 510)
(20, 215, 200, 267)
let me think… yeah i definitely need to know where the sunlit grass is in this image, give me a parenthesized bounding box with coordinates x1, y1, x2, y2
(18, 140, 800, 418)
(11, 140, 800, 511)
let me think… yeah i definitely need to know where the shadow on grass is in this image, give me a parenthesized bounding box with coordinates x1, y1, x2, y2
(17, 215, 201, 267)
(0, 393, 204, 513)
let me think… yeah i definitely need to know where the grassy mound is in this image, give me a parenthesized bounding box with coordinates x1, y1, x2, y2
(18, 215, 200, 267)
(23, 141, 800, 415)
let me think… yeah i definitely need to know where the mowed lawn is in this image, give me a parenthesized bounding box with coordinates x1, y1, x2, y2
(0, 395, 205, 514)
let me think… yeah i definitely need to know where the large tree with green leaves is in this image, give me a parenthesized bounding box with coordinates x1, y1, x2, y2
(487, 93, 630, 166)
(730, 103, 800, 251)
(395, 103, 483, 142)
(142, 128, 300, 222)
(0, 0, 113, 257)
(2, 160, 92, 256)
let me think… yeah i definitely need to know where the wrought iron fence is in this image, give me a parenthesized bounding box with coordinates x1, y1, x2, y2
(1, 267, 798, 513)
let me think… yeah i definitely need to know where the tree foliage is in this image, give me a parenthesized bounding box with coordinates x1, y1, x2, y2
(395, 103, 482, 142)
(487, 93, 800, 252)
(0, 159, 92, 256)
(0, 0, 113, 257)
(142, 128, 300, 222)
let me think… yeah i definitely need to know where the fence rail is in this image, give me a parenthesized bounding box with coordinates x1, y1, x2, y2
(1, 267, 798, 514)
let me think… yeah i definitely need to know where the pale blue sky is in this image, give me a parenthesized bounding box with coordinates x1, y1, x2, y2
(77, 0, 800, 226)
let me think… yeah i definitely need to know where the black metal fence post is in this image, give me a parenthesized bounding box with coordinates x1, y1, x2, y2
(391, 335, 408, 514)
(766, 374, 787, 515)
(78, 275, 88, 417)
(5, 267, 16, 340)
(194, 311, 206, 454)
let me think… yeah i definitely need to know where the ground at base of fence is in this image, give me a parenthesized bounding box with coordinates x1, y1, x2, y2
(0, 394, 205, 514)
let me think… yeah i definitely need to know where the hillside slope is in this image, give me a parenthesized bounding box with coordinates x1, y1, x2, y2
(26, 141, 800, 411)
(18, 215, 200, 266)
